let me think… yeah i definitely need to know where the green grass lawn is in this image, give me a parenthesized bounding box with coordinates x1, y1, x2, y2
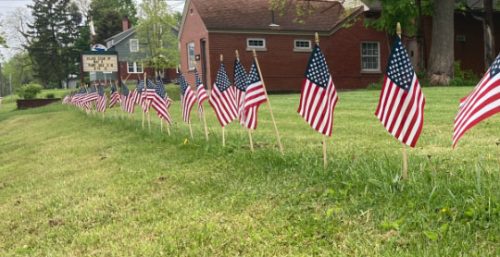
(0, 87, 499, 256)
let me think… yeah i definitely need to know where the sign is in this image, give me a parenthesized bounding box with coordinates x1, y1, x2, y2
(82, 53, 118, 72)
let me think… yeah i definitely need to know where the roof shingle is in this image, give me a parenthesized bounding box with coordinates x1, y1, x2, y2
(192, 0, 361, 33)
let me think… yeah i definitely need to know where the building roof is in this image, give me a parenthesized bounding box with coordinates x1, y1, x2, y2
(186, 0, 363, 34)
(105, 27, 136, 48)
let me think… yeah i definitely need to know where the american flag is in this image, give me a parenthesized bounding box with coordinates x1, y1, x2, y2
(72, 87, 87, 108)
(135, 79, 144, 105)
(150, 78, 173, 124)
(195, 70, 208, 115)
(242, 62, 268, 130)
(179, 73, 197, 123)
(453, 53, 500, 147)
(109, 82, 121, 108)
(83, 85, 99, 105)
(234, 58, 248, 117)
(298, 43, 339, 136)
(96, 84, 107, 112)
(121, 83, 136, 114)
(209, 63, 238, 127)
(375, 36, 425, 147)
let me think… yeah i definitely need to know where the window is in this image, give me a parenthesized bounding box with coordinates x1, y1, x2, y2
(294, 39, 312, 52)
(361, 42, 380, 72)
(247, 38, 266, 51)
(129, 39, 139, 52)
(187, 42, 196, 71)
(127, 62, 143, 73)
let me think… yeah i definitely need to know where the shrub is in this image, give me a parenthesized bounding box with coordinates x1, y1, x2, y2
(46, 93, 55, 99)
(17, 83, 43, 99)
(450, 61, 479, 86)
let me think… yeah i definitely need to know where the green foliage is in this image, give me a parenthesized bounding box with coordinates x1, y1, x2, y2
(89, 0, 138, 44)
(1, 51, 35, 92)
(46, 93, 55, 99)
(449, 61, 479, 86)
(364, 0, 432, 36)
(25, 0, 82, 88)
(16, 83, 43, 99)
(136, 0, 179, 73)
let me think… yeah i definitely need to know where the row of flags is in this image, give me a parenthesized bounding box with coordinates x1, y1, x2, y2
(63, 35, 500, 150)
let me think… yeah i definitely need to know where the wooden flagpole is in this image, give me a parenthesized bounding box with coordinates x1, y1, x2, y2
(396, 22, 409, 180)
(141, 73, 146, 129)
(189, 121, 194, 139)
(236, 49, 254, 151)
(252, 49, 284, 155)
(220, 54, 226, 147)
(314, 33, 328, 169)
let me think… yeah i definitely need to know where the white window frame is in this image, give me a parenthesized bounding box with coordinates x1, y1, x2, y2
(129, 39, 139, 52)
(360, 41, 381, 73)
(246, 38, 266, 51)
(187, 42, 196, 71)
(127, 62, 143, 74)
(294, 39, 312, 52)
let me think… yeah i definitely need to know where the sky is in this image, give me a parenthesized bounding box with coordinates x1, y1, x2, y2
(0, 0, 185, 61)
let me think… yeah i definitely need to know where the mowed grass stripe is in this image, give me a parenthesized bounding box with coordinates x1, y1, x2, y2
(0, 87, 498, 256)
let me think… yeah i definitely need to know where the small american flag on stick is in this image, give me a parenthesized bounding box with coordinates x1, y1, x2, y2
(242, 62, 267, 130)
(234, 58, 248, 118)
(209, 61, 238, 127)
(298, 42, 339, 136)
(453, 53, 500, 147)
(109, 82, 120, 108)
(179, 73, 197, 123)
(96, 84, 107, 112)
(374, 36, 425, 147)
(195, 70, 208, 115)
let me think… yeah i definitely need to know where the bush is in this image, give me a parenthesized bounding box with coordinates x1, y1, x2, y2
(450, 61, 479, 86)
(17, 83, 43, 99)
(46, 93, 55, 99)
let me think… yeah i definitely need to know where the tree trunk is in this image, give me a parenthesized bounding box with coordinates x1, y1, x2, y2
(484, 0, 496, 70)
(416, 0, 426, 71)
(427, 0, 455, 85)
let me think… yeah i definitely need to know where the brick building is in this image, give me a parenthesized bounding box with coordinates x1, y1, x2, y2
(178, 0, 390, 92)
(179, 0, 500, 92)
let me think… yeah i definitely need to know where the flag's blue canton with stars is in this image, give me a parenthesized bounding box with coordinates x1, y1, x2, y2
(215, 64, 231, 92)
(146, 79, 156, 90)
(306, 45, 331, 88)
(247, 62, 261, 85)
(195, 69, 204, 88)
(121, 82, 129, 96)
(179, 73, 190, 95)
(110, 83, 117, 94)
(490, 54, 500, 77)
(136, 79, 144, 93)
(156, 79, 166, 98)
(386, 37, 415, 91)
(234, 60, 248, 91)
(98, 84, 104, 96)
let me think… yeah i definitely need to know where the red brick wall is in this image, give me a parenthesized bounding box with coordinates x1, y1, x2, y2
(206, 16, 389, 92)
(179, 1, 210, 87)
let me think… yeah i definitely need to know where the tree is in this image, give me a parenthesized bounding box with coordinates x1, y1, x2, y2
(483, 0, 495, 69)
(427, 0, 455, 85)
(2, 51, 35, 92)
(88, 0, 138, 44)
(136, 0, 179, 77)
(25, 0, 82, 88)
